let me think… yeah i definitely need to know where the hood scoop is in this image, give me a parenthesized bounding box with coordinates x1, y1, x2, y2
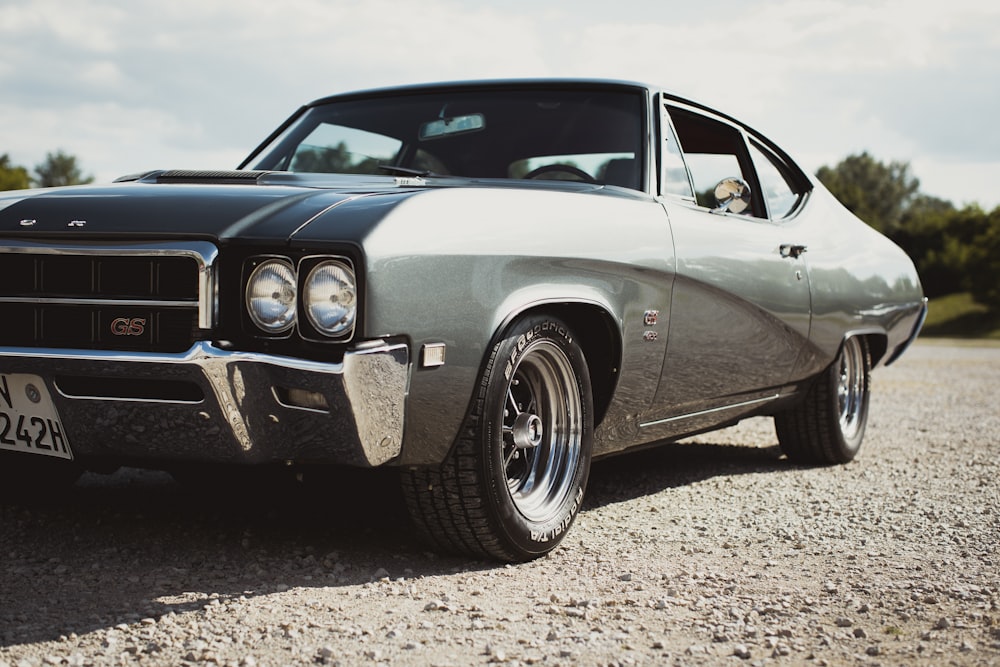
(154, 170, 271, 185)
(114, 169, 442, 191)
(114, 169, 273, 185)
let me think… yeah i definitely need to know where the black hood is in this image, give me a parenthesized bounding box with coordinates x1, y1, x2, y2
(0, 171, 422, 243)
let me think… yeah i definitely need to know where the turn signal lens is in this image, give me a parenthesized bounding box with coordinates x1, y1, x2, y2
(246, 259, 296, 333)
(304, 261, 356, 336)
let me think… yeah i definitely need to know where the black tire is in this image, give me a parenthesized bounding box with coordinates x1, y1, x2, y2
(0, 451, 82, 501)
(402, 315, 594, 562)
(775, 336, 872, 464)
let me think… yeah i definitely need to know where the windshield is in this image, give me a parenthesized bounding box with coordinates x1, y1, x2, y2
(244, 87, 646, 189)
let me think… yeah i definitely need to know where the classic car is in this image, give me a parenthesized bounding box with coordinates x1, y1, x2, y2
(0, 79, 925, 561)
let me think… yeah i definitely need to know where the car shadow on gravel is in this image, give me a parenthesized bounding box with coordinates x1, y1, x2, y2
(584, 440, 788, 510)
(1, 440, 790, 647)
(0, 466, 461, 647)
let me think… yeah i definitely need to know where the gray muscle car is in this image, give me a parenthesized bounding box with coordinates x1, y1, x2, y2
(0, 80, 925, 561)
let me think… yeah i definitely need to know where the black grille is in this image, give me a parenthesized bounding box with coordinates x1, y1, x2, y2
(0, 252, 203, 353)
(0, 254, 197, 300)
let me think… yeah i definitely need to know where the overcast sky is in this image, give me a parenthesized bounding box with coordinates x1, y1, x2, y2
(2, 0, 998, 208)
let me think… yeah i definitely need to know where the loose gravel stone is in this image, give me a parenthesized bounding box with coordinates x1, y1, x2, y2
(1, 341, 999, 666)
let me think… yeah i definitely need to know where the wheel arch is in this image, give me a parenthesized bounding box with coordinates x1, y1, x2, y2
(495, 301, 622, 427)
(863, 333, 888, 368)
(841, 329, 888, 368)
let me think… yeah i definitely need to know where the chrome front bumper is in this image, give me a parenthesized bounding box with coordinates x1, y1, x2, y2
(0, 341, 409, 467)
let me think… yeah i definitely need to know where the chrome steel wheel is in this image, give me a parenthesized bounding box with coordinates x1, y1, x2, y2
(400, 314, 594, 562)
(502, 339, 583, 523)
(837, 336, 867, 441)
(775, 336, 871, 464)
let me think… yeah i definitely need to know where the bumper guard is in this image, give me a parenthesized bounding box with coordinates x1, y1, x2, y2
(0, 341, 409, 467)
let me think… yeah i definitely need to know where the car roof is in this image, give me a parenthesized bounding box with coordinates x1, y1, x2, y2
(306, 78, 656, 106)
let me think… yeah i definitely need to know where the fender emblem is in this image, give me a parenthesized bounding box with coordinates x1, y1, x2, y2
(111, 317, 146, 336)
(67, 220, 86, 227)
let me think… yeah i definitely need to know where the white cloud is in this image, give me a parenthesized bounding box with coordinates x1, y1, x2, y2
(1, 0, 997, 207)
(0, 2, 125, 54)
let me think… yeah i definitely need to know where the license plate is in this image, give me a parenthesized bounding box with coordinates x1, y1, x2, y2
(0, 374, 73, 460)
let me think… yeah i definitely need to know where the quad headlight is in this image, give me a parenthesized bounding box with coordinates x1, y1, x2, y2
(244, 255, 357, 339)
(304, 260, 357, 336)
(245, 259, 297, 333)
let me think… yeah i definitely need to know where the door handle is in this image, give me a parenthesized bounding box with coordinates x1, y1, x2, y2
(779, 243, 807, 259)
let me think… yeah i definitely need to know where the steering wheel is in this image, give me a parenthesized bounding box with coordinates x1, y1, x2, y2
(523, 164, 597, 183)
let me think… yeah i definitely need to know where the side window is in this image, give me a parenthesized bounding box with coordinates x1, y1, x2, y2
(749, 141, 801, 219)
(666, 105, 763, 218)
(661, 110, 694, 198)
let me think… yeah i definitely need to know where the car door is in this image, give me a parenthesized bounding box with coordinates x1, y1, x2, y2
(642, 102, 812, 433)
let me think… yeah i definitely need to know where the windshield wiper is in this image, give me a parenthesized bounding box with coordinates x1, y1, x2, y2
(377, 164, 437, 178)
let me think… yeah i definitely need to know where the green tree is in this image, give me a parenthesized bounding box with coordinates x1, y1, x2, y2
(893, 195, 961, 297)
(0, 153, 31, 191)
(816, 153, 1000, 309)
(927, 206, 989, 294)
(901, 204, 995, 299)
(33, 150, 94, 187)
(816, 151, 919, 234)
(965, 206, 1000, 308)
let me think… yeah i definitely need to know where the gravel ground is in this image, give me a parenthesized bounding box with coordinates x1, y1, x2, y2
(1, 340, 998, 667)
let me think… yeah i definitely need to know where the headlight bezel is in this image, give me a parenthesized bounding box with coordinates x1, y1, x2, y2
(302, 259, 357, 337)
(298, 255, 358, 341)
(241, 253, 359, 343)
(244, 256, 298, 336)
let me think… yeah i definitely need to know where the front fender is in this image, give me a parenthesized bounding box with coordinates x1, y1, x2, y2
(352, 186, 675, 465)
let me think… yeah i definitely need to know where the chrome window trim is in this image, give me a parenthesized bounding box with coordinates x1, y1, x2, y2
(656, 93, 697, 202)
(0, 240, 218, 329)
(662, 100, 764, 217)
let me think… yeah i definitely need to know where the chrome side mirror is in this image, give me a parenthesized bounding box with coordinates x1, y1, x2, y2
(712, 177, 752, 214)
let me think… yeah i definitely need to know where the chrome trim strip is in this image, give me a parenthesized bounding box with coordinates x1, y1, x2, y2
(0, 340, 341, 369)
(287, 194, 370, 239)
(53, 386, 204, 406)
(886, 298, 928, 366)
(639, 394, 780, 429)
(0, 296, 197, 308)
(0, 240, 218, 329)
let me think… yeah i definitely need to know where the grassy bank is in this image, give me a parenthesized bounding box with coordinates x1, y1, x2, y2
(920, 292, 1000, 340)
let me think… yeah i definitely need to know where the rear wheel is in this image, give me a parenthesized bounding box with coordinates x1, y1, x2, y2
(402, 315, 593, 562)
(775, 336, 871, 464)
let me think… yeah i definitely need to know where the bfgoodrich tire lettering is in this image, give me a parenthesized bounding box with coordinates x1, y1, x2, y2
(775, 336, 872, 464)
(402, 315, 594, 562)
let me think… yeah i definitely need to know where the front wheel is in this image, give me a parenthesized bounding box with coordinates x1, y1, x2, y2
(775, 336, 872, 464)
(402, 315, 594, 562)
